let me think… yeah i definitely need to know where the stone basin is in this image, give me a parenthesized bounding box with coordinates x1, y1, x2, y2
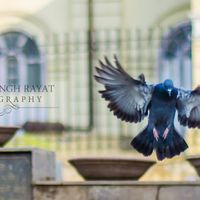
(0, 126, 19, 147)
(187, 155, 200, 177)
(69, 157, 156, 181)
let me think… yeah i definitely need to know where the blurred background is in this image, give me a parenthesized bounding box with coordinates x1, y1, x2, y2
(0, 0, 200, 181)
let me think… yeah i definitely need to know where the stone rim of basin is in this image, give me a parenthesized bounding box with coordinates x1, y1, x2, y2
(0, 126, 19, 146)
(186, 155, 200, 176)
(186, 155, 200, 160)
(68, 157, 156, 181)
(69, 156, 156, 162)
(0, 126, 19, 130)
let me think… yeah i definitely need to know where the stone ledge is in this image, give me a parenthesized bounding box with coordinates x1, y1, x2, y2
(33, 181, 200, 200)
(33, 180, 200, 186)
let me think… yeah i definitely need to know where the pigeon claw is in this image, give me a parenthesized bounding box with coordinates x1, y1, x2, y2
(163, 128, 169, 140)
(153, 128, 159, 141)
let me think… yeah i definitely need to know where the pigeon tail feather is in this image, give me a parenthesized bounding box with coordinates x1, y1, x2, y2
(155, 126, 188, 161)
(130, 125, 154, 156)
(131, 125, 188, 160)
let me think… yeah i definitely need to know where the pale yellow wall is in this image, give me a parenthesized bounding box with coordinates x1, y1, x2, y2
(0, 0, 88, 36)
(0, 0, 191, 36)
(0, 0, 63, 34)
(122, 0, 190, 29)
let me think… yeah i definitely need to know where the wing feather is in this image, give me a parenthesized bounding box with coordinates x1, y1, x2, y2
(176, 87, 200, 128)
(94, 56, 154, 123)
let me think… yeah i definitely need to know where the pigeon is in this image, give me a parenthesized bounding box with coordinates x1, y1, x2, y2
(94, 56, 200, 160)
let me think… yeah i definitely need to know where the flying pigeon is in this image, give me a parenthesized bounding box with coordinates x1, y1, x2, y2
(94, 56, 200, 160)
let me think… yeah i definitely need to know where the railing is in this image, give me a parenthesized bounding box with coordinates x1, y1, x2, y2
(1, 27, 193, 162)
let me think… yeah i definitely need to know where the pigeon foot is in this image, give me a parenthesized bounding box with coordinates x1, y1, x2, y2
(153, 128, 159, 141)
(163, 128, 169, 140)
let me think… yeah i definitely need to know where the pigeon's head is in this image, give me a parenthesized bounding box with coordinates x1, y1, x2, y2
(163, 79, 174, 96)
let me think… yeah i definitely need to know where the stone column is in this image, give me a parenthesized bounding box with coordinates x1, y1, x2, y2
(0, 148, 56, 200)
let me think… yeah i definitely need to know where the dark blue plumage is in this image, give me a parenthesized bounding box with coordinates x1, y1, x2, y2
(131, 80, 188, 160)
(95, 56, 200, 161)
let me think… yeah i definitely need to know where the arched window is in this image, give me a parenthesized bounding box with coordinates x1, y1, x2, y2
(158, 21, 192, 89)
(0, 31, 43, 86)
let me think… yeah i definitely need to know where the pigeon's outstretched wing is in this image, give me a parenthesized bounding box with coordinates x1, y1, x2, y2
(176, 87, 200, 128)
(94, 56, 154, 123)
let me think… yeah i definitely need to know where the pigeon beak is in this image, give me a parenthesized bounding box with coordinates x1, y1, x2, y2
(168, 89, 172, 96)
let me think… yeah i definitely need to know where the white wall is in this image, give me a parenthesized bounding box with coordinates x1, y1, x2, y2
(0, 0, 192, 130)
(122, 0, 190, 29)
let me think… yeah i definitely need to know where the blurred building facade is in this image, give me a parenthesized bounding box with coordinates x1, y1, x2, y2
(0, 0, 192, 131)
(2, 0, 200, 181)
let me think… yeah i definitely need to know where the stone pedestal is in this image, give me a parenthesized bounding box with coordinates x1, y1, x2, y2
(0, 148, 56, 200)
(33, 181, 200, 200)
